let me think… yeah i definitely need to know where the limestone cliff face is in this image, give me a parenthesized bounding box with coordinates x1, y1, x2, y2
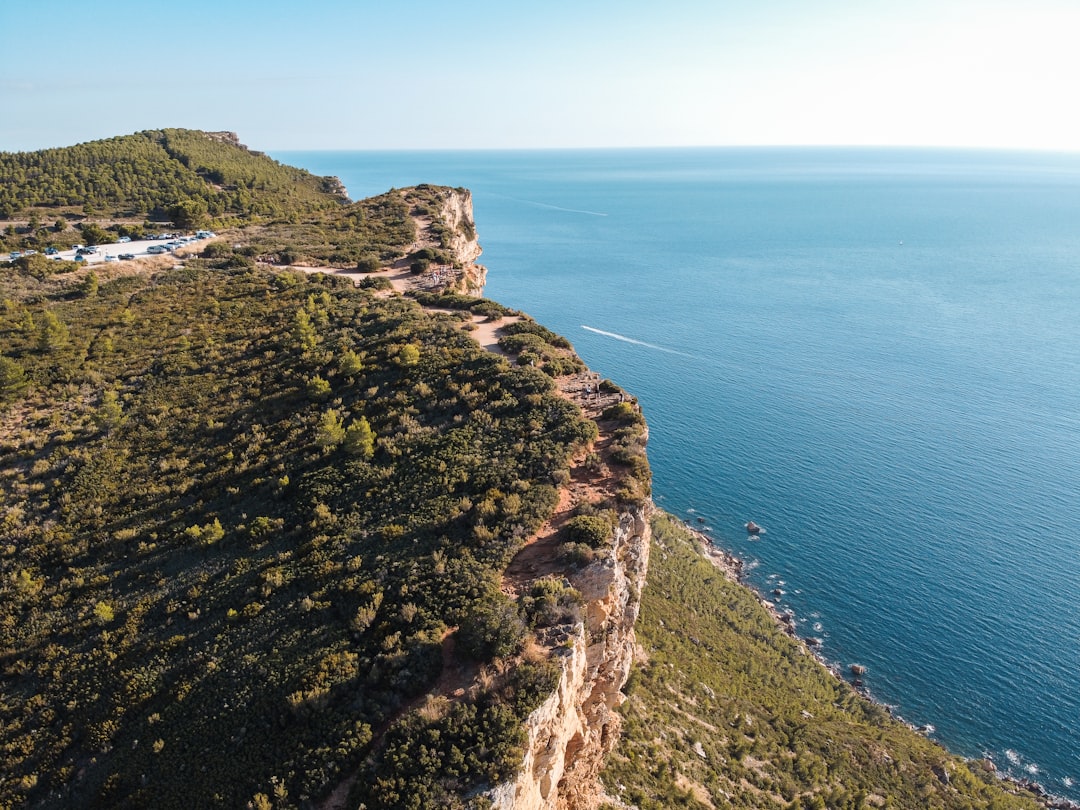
(438, 189, 488, 295)
(489, 501, 652, 810)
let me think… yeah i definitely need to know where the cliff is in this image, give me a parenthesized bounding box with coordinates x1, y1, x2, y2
(426, 187, 488, 294)
(489, 501, 651, 810)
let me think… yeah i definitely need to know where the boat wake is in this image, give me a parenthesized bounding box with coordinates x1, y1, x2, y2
(496, 194, 608, 216)
(581, 326, 697, 357)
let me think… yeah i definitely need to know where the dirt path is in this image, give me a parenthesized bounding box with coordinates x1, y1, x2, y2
(501, 371, 629, 600)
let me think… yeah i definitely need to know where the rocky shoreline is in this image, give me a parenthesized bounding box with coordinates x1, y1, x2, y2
(683, 520, 1080, 810)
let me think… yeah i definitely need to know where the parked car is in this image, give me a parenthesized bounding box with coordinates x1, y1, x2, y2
(117, 236, 131, 243)
(73, 255, 85, 262)
(44, 247, 59, 255)
(118, 253, 136, 261)
(147, 245, 168, 254)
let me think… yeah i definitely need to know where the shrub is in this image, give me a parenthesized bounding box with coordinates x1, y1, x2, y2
(602, 400, 642, 424)
(201, 241, 232, 259)
(306, 375, 332, 401)
(565, 514, 614, 548)
(356, 255, 381, 272)
(521, 578, 583, 628)
(457, 594, 526, 661)
(559, 542, 596, 567)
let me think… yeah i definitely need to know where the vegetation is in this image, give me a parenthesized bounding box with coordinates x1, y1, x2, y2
(0, 251, 596, 807)
(493, 318, 588, 378)
(0, 132, 481, 285)
(0, 129, 345, 229)
(601, 513, 1045, 810)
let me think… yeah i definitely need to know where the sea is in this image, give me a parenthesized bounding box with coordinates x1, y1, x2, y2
(276, 147, 1080, 800)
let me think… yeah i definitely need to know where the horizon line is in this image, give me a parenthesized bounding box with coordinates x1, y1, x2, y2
(268, 143, 1080, 157)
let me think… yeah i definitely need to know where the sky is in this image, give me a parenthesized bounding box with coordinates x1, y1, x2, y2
(3, 0, 1080, 154)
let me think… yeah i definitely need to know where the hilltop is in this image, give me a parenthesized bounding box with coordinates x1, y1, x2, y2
(0, 128, 347, 253)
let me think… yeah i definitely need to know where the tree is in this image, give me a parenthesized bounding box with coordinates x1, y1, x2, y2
(38, 310, 69, 352)
(79, 223, 111, 246)
(306, 375, 332, 401)
(343, 417, 375, 458)
(398, 343, 420, 367)
(338, 349, 363, 377)
(93, 390, 125, 432)
(80, 271, 99, 298)
(53, 218, 67, 233)
(565, 514, 613, 548)
(168, 198, 209, 229)
(0, 356, 28, 403)
(294, 308, 318, 354)
(316, 409, 345, 449)
(201, 241, 232, 259)
(93, 601, 115, 624)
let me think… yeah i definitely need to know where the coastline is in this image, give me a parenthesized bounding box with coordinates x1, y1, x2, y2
(681, 518, 1080, 810)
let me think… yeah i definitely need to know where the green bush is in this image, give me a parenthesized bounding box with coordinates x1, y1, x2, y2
(565, 514, 613, 548)
(356, 255, 381, 272)
(457, 593, 526, 661)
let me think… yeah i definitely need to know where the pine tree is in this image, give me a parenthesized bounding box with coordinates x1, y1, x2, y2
(315, 409, 345, 449)
(38, 311, 69, 352)
(344, 416, 375, 458)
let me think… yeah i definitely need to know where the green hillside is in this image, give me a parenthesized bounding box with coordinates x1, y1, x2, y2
(0, 128, 346, 225)
(601, 513, 1045, 810)
(0, 254, 596, 807)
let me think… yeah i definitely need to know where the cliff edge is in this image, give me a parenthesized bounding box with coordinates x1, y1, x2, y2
(489, 501, 651, 810)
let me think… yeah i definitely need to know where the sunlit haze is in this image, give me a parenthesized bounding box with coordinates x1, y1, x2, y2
(2, 0, 1079, 153)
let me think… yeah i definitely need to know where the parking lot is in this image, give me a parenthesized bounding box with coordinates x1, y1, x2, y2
(5, 232, 217, 266)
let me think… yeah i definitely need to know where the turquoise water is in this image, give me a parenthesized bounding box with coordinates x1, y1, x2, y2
(278, 147, 1080, 798)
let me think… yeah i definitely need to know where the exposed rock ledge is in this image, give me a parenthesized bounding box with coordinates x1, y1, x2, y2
(487, 500, 652, 810)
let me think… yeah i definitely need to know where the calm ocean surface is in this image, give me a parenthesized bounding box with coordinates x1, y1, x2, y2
(278, 147, 1080, 798)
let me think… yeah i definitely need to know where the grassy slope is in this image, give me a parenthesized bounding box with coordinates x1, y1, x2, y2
(602, 513, 1043, 810)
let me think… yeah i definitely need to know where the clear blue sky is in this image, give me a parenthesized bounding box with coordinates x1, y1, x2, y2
(3, 0, 1079, 153)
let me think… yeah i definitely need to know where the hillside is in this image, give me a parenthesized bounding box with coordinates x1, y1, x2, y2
(0, 129, 347, 251)
(0, 236, 612, 807)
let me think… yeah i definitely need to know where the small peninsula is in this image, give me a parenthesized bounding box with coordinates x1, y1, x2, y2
(0, 130, 1063, 810)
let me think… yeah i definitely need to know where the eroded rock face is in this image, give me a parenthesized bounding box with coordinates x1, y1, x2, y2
(488, 501, 652, 810)
(439, 189, 487, 295)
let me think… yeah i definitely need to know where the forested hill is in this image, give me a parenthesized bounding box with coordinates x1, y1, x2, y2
(0, 128, 348, 221)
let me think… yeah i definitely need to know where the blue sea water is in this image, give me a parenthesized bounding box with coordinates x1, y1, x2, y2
(277, 147, 1080, 798)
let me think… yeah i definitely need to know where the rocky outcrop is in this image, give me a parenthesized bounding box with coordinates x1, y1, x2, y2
(488, 500, 652, 810)
(437, 189, 488, 295)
